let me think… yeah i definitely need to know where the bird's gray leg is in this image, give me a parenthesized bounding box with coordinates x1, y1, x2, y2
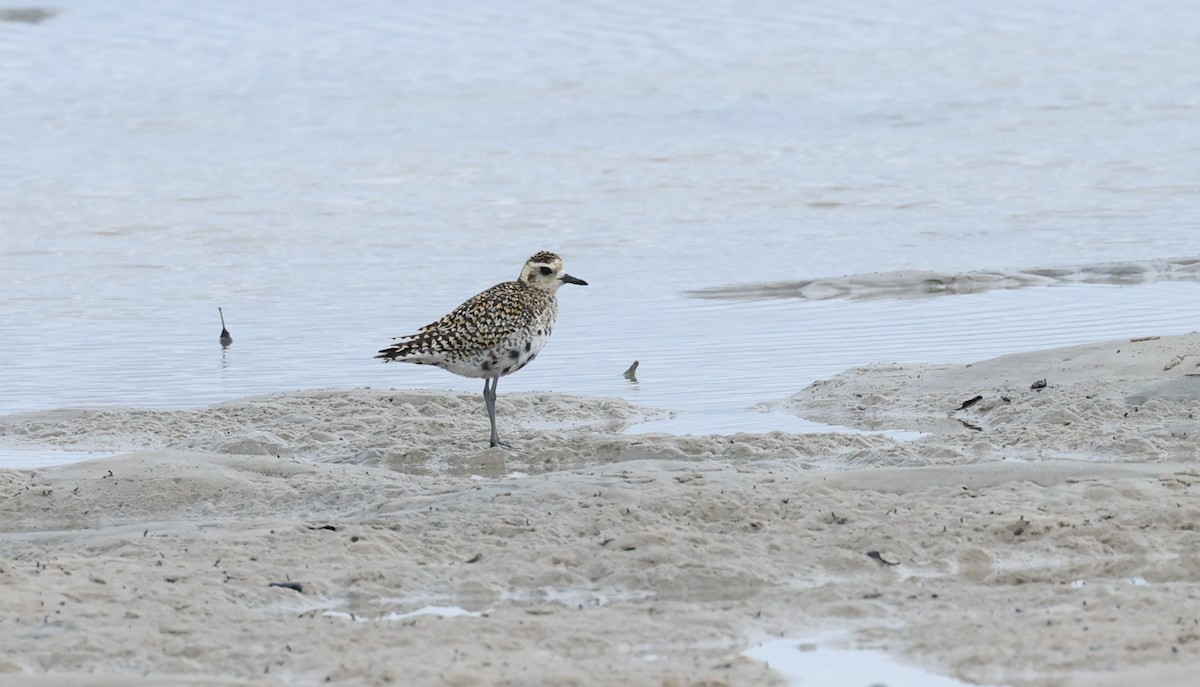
(483, 376, 512, 449)
(483, 377, 496, 446)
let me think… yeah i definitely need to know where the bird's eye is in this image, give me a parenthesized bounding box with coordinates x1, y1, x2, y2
(538, 266, 553, 276)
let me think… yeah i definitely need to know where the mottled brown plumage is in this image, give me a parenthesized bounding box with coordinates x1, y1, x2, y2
(376, 252, 587, 447)
(383, 280, 555, 366)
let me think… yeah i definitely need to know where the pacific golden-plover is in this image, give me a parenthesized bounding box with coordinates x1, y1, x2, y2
(376, 251, 587, 448)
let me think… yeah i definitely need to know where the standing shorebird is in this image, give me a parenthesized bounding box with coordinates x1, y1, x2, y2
(376, 251, 588, 448)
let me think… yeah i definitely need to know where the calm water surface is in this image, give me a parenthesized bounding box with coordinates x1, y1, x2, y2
(3, 1, 1199, 446)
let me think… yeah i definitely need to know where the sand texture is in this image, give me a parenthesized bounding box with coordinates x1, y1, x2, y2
(3, 335, 1200, 686)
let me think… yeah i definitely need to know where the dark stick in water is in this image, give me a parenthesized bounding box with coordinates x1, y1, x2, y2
(219, 307, 233, 347)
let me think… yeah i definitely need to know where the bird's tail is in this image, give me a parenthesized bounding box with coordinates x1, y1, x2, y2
(376, 343, 407, 362)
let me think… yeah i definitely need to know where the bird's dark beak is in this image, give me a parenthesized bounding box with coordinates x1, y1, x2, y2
(560, 273, 588, 286)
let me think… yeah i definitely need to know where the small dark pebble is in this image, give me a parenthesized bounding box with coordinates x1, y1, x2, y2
(307, 525, 338, 532)
(866, 550, 899, 566)
(465, 553, 483, 564)
(956, 395, 983, 411)
(1031, 379, 1047, 390)
(269, 581, 304, 593)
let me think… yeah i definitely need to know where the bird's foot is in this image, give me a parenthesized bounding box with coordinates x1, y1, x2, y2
(489, 439, 519, 451)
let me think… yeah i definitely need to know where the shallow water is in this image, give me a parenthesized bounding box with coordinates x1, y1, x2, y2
(3, 1, 1199, 455)
(744, 634, 999, 687)
(0, 446, 119, 470)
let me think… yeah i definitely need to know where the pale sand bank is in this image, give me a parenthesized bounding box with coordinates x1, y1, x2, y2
(3, 334, 1200, 686)
(685, 256, 1200, 301)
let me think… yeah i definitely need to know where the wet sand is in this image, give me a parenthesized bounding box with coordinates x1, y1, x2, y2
(3, 334, 1200, 685)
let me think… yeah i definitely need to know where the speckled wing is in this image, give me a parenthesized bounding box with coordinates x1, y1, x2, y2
(376, 281, 543, 363)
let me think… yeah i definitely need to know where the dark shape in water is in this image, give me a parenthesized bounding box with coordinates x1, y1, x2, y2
(219, 307, 233, 347)
(0, 8, 57, 24)
(623, 360, 639, 382)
